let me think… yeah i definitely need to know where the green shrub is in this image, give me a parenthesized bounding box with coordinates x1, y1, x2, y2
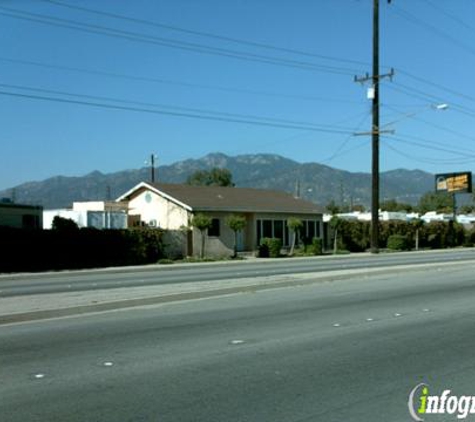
(309, 237, 323, 255)
(259, 237, 282, 258)
(387, 234, 411, 251)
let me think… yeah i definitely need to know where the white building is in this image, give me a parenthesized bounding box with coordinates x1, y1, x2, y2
(43, 201, 128, 229)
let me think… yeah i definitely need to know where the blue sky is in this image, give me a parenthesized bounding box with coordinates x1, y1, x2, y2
(1, 0, 475, 190)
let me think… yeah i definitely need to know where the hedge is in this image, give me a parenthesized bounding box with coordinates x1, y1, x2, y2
(387, 234, 411, 251)
(335, 220, 468, 252)
(0, 227, 164, 273)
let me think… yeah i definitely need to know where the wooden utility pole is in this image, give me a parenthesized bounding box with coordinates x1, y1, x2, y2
(354, 0, 393, 253)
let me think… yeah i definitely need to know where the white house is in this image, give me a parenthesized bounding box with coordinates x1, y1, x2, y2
(117, 182, 324, 258)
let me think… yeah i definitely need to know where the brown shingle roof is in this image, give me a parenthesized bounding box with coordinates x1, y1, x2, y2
(149, 183, 322, 214)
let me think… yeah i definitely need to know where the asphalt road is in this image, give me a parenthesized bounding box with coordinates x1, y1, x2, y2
(2, 260, 475, 421)
(1, 248, 474, 297)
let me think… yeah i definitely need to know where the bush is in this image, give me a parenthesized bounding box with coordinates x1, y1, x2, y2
(387, 234, 411, 251)
(309, 237, 323, 255)
(259, 238, 282, 258)
(257, 242, 269, 258)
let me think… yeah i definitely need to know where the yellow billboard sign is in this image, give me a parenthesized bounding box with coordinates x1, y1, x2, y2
(435, 172, 472, 193)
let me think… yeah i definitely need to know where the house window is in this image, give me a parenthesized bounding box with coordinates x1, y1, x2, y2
(274, 220, 284, 240)
(307, 220, 316, 239)
(256, 219, 290, 247)
(262, 220, 273, 238)
(208, 218, 220, 237)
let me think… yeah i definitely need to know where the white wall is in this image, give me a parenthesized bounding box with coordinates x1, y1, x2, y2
(43, 209, 83, 229)
(126, 190, 190, 229)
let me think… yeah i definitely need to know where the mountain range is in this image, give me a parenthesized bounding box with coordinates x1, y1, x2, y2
(0, 153, 435, 209)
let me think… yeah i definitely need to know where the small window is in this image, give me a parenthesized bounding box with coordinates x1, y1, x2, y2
(208, 218, 220, 237)
(262, 220, 273, 238)
(308, 220, 316, 239)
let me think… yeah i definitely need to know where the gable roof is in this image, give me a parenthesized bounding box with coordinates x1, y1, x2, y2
(118, 182, 323, 215)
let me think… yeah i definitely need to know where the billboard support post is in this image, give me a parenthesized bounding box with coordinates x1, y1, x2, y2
(453, 193, 457, 222)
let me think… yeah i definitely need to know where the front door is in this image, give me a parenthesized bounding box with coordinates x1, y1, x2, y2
(236, 231, 244, 252)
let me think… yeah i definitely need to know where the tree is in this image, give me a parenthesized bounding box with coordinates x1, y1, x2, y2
(186, 168, 233, 187)
(190, 214, 212, 259)
(460, 204, 475, 214)
(418, 192, 453, 214)
(330, 216, 343, 254)
(225, 215, 247, 258)
(52, 216, 79, 231)
(326, 200, 341, 215)
(287, 217, 303, 256)
(351, 204, 366, 212)
(410, 218, 424, 251)
(380, 199, 413, 212)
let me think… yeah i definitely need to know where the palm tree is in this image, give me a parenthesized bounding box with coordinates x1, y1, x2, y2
(330, 216, 343, 254)
(287, 217, 303, 256)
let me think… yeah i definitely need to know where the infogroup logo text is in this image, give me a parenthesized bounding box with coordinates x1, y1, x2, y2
(408, 383, 475, 421)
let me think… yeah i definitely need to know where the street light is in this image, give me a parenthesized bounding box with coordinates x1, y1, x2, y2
(381, 103, 449, 130)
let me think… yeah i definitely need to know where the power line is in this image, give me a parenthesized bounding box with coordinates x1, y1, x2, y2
(41, 0, 370, 68)
(384, 81, 475, 119)
(382, 138, 475, 165)
(321, 112, 371, 164)
(0, 57, 361, 105)
(0, 82, 358, 131)
(420, 0, 475, 33)
(392, 4, 475, 57)
(382, 104, 475, 143)
(389, 134, 475, 159)
(0, 7, 359, 76)
(0, 89, 355, 134)
(395, 132, 475, 157)
(397, 69, 475, 105)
